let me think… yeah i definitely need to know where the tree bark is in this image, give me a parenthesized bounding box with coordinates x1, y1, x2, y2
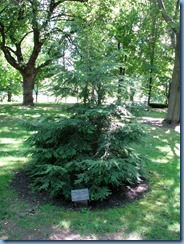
(7, 90, 12, 102)
(129, 88, 135, 102)
(35, 90, 38, 103)
(7, 80, 12, 102)
(117, 67, 124, 104)
(21, 69, 36, 106)
(117, 41, 126, 105)
(165, 30, 180, 124)
(148, 68, 153, 106)
(157, 0, 180, 124)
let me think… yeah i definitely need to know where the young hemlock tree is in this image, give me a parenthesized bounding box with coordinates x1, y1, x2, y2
(24, 104, 147, 201)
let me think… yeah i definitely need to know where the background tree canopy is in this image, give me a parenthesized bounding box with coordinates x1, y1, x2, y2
(0, 0, 180, 124)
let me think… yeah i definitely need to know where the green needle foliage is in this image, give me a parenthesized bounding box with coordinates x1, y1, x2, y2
(24, 104, 147, 201)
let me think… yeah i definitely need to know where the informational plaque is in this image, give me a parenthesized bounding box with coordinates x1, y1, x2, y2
(71, 188, 89, 202)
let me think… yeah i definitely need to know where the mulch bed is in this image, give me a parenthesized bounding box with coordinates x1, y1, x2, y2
(11, 170, 149, 210)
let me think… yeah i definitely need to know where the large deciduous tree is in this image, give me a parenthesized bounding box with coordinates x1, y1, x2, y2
(157, 0, 180, 124)
(0, 0, 86, 106)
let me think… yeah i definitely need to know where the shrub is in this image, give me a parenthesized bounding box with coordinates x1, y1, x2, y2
(24, 104, 147, 201)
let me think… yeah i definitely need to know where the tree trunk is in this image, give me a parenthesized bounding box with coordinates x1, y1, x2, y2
(7, 80, 12, 102)
(165, 82, 171, 104)
(117, 41, 125, 105)
(91, 86, 95, 104)
(117, 66, 124, 105)
(129, 88, 135, 102)
(165, 30, 180, 124)
(7, 91, 12, 102)
(147, 68, 153, 106)
(156, 0, 180, 124)
(83, 83, 89, 104)
(97, 84, 103, 105)
(35, 90, 38, 103)
(22, 70, 36, 106)
(34, 87, 39, 102)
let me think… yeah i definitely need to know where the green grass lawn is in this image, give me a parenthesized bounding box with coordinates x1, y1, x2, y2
(0, 103, 180, 240)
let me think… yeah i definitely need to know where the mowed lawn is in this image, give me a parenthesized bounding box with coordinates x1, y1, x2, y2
(0, 103, 180, 240)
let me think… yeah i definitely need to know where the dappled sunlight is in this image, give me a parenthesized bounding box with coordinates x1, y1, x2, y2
(0, 159, 29, 174)
(0, 135, 28, 168)
(172, 187, 180, 202)
(174, 126, 180, 133)
(153, 135, 159, 139)
(49, 225, 82, 240)
(173, 143, 180, 156)
(150, 127, 156, 131)
(0, 138, 22, 144)
(0, 126, 15, 133)
(134, 124, 180, 171)
(154, 158, 170, 164)
(173, 201, 180, 211)
(145, 213, 154, 221)
(0, 156, 27, 166)
(20, 113, 41, 119)
(58, 220, 71, 229)
(153, 151, 173, 161)
(49, 224, 144, 240)
(0, 112, 9, 116)
(168, 223, 180, 233)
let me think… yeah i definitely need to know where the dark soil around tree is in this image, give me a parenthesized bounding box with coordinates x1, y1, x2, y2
(11, 170, 149, 211)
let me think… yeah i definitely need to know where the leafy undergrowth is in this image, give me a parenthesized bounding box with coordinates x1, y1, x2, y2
(0, 103, 180, 240)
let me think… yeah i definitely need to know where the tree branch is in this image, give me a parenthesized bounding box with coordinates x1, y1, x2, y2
(0, 22, 6, 46)
(0, 6, 7, 15)
(6, 46, 17, 55)
(55, 0, 87, 4)
(157, 0, 174, 23)
(1, 46, 22, 71)
(50, 0, 63, 11)
(12, 32, 33, 64)
(35, 59, 52, 73)
(174, 0, 180, 21)
(15, 43, 25, 63)
(51, 13, 76, 21)
(157, 0, 177, 33)
(19, 31, 33, 45)
(0, 22, 24, 70)
(175, 0, 180, 12)
(28, 41, 42, 67)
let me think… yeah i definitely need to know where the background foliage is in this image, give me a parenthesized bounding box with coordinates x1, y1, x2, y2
(0, 0, 177, 106)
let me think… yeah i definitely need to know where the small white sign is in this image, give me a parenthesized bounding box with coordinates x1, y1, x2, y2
(71, 188, 89, 202)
